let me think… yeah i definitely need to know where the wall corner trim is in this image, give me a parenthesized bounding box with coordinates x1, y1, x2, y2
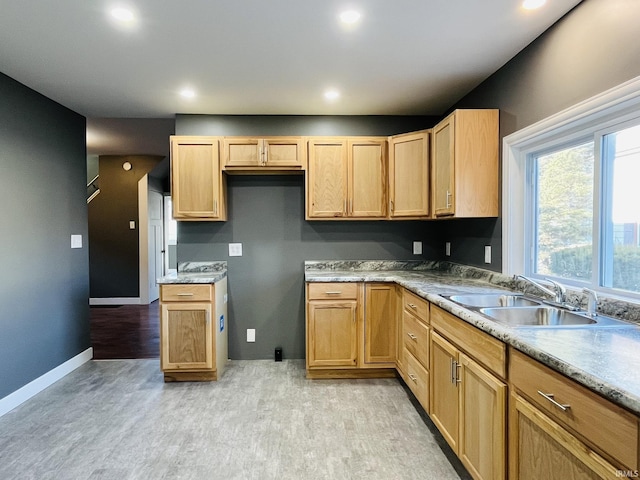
(0, 348, 93, 418)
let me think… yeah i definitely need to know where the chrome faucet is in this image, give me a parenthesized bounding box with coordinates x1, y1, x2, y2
(583, 288, 599, 317)
(514, 275, 566, 304)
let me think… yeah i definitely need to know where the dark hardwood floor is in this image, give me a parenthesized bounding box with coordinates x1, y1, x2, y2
(90, 301, 160, 359)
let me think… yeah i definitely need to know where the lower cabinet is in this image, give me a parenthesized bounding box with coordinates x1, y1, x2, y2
(305, 282, 396, 378)
(398, 288, 430, 411)
(509, 348, 638, 477)
(430, 308, 507, 480)
(509, 393, 616, 480)
(159, 279, 228, 382)
(307, 300, 358, 368)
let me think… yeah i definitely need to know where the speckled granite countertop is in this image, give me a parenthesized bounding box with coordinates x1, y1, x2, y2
(157, 261, 227, 284)
(305, 260, 640, 416)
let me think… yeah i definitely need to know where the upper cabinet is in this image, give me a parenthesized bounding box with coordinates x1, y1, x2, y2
(170, 136, 227, 221)
(222, 137, 305, 172)
(307, 137, 387, 219)
(431, 109, 499, 218)
(388, 130, 430, 219)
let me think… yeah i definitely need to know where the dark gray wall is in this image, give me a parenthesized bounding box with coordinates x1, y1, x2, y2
(0, 72, 89, 399)
(179, 176, 442, 360)
(176, 115, 441, 360)
(176, 115, 438, 137)
(88, 155, 163, 298)
(443, 0, 640, 271)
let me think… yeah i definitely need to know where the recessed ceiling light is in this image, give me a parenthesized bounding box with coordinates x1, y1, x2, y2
(522, 0, 546, 10)
(324, 89, 340, 101)
(339, 10, 361, 24)
(180, 88, 196, 99)
(110, 6, 136, 24)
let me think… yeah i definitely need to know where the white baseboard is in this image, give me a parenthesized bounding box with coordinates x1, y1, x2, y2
(0, 347, 93, 417)
(90, 297, 141, 305)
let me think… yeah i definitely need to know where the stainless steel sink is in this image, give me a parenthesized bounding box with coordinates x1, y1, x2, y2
(479, 306, 632, 328)
(445, 293, 542, 308)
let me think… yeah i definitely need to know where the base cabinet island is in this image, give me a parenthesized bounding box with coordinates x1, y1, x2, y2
(304, 260, 640, 480)
(157, 262, 228, 382)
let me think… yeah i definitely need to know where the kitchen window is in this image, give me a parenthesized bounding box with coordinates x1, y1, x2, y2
(503, 76, 640, 301)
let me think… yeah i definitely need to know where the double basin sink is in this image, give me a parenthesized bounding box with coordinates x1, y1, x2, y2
(442, 293, 632, 329)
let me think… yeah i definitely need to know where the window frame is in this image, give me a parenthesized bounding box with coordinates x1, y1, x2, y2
(503, 75, 640, 302)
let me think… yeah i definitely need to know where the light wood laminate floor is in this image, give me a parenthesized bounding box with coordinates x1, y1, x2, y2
(0, 360, 470, 480)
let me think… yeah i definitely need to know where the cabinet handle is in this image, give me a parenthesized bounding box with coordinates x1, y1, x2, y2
(451, 359, 461, 385)
(390, 200, 394, 212)
(537, 390, 571, 411)
(408, 373, 418, 383)
(324, 291, 342, 295)
(177, 293, 194, 296)
(406, 332, 417, 340)
(446, 190, 452, 209)
(214, 199, 218, 216)
(407, 303, 417, 309)
(450, 359, 455, 384)
(263, 146, 268, 165)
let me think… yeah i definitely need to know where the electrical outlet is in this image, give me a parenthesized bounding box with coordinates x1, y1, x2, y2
(229, 243, 243, 257)
(247, 329, 255, 343)
(484, 245, 492, 264)
(445, 242, 451, 256)
(413, 241, 422, 255)
(71, 234, 82, 249)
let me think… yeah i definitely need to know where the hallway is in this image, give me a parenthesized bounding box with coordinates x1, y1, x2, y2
(90, 302, 160, 359)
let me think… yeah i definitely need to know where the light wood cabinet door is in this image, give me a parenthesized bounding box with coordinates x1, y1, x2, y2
(223, 137, 304, 169)
(307, 137, 387, 219)
(509, 394, 617, 480)
(263, 137, 304, 168)
(459, 353, 506, 480)
(223, 137, 261, 168)
(363, 284, 396, 364)
(389, 131, 429, 218)
(171, 136, 225, 220)
(430, 331, 460, 452)
(432, 116, 455, 217)
(307, 139, 348, 218)
(161, 302, 213, 371)
(307, 301, 358, 367)
(431, 109, 499, 218)
(349, 139, 387, 218)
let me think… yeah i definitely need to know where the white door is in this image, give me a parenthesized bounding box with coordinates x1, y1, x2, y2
(148, 190, 164, 302)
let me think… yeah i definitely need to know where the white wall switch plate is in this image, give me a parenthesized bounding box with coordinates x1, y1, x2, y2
(247, 328, 256, 342)
(445, 242, 451, 256)
(413, 241, 422, 255)
(229, 243, 243, 257)
(71, 234, 82, 249)
(129, 221, 136, 230)
(224, 293, 228, 303)
(485, 245, 492, 264)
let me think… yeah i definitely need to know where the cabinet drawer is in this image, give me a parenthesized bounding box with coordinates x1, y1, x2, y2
(307, 282, 358, 300)
(403, 310, 429, 369)
(405, 349, 430, 412)
(402, 289, 428, 322)
(431, 305, 506, 378)
(510, 348, 638, 469)
(161, 284, 213, 302)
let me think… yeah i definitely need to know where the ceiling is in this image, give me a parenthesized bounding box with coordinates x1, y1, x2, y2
(0, 0, 582, 156)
